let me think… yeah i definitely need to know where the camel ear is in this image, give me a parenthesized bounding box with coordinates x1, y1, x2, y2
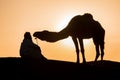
(33, 32, 38, 37)
(43, 30, 49, 33)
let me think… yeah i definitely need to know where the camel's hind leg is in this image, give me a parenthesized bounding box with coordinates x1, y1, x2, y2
(93, 38, 100, 62)
(100, 30, 105, 61)
(100, 44, 104, 61)
(94, 44, 100, 62)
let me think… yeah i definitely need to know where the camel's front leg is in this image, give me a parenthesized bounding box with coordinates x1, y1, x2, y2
(78, 38, 86, 63)
(72, 37, 79, 63)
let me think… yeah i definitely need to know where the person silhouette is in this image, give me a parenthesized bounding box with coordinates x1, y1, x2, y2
(20, 32, 47, 62)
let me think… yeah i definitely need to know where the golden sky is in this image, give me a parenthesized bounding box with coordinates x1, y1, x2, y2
(0, 0, 120, 63)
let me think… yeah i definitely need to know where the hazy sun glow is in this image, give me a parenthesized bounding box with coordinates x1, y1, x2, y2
(56, 15, 72, 31)
(59, 36, 91, 47)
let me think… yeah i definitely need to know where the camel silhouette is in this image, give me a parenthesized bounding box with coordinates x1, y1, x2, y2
(33, 13, 105, 63)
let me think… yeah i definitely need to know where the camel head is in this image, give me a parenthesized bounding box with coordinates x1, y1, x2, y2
(33, 30, 59, 42)
(33, 30, 49, 41)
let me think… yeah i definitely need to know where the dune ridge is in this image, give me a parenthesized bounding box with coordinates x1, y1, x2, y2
(0, 57, 120, 79)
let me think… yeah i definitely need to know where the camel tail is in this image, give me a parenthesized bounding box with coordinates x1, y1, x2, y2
(96, 21, 105, 49)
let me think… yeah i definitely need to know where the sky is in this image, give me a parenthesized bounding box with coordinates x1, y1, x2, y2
(0, 0, 120, 63)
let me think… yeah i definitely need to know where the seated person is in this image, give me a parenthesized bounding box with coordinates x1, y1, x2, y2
(20, 32, 47, 62)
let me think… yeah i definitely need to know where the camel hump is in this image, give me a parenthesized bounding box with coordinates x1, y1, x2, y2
(68, 13, 95, 28)
(82, 13, 93, 21)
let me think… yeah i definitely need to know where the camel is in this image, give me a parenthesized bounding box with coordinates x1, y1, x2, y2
(33, 13, 105, 63)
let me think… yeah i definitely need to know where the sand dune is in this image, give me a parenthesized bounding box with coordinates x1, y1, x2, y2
(0, 57, 120, 79)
